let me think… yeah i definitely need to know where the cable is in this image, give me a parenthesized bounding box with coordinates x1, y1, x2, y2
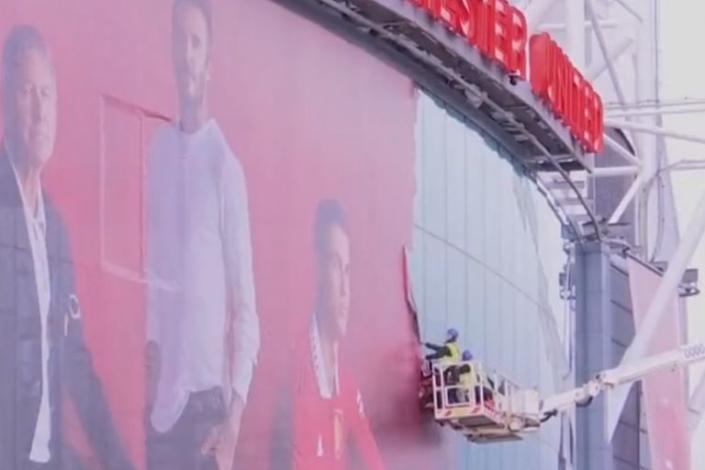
(540, 393, 593, 424)
(576, 396, 593, 408)
(540, 409, 558, 423)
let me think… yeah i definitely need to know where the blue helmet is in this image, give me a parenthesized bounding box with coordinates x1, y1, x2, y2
(446, 328, 458, 341)
(462, 350, 474, 361)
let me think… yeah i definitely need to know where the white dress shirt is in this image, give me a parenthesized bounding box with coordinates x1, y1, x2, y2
(10, 158, 52, 463)
(147, 119, 259, 433)
(310, 316, 339, 400)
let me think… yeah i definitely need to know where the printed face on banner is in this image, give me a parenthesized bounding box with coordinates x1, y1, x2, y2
(4, 45, 57, 169)
(0, 1, 423, 469)
(172, 1, 211, 113)
(318, 224, 352, 341)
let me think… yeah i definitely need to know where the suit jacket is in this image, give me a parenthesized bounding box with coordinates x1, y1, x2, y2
(0, 149, 133, 469)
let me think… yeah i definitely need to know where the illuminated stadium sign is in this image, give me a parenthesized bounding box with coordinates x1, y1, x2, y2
(408, 0, 604, 154)
(409, 0, 528, 77)
(530, 33, 604, 153)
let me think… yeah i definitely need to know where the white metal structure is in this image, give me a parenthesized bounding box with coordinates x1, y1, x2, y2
(518, 0, 666, 246)
(305, 0, 705, 460)
(519, 0, 705, 448)
(428, 341, 705, 442)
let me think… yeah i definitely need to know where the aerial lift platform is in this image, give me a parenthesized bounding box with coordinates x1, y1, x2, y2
(422, 342, 705, 443)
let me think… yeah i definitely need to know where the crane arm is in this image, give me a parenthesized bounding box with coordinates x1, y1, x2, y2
(539, 341, 705, 418)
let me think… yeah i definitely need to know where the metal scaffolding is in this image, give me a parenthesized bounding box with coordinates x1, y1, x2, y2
(521, 0, 705, 458)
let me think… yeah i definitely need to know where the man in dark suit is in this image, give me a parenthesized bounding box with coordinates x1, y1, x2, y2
(0, 25, 134, 470)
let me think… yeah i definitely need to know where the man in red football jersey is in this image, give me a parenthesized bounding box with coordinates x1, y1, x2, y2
(291, 199, 384, 470)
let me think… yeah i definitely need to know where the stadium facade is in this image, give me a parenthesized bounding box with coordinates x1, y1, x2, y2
(0, 1, 689, 469)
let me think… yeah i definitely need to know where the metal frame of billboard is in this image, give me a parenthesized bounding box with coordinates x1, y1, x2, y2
(272, 0, 601, 241)
(277, 0, 591, 171)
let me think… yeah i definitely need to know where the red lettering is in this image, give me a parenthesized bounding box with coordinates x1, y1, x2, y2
(474, 0, 492, 56)
(554, 49, 566, 118)
(562, 53, 573, 122)
(411, 0, 527, 75)
(550, 44, 565, 117)
(428, 0, 442, 19)
(510, 8, 527, 77)
(459, 0, 479, 44)
(592, 92, 604, 152)
(407, 0, 603, 153)
(439, 0, 463, 32)
(570, 70, 583, 143)
(584, 85, 593, 147)
(494, 0, 511, 71)
(529, 33, 551, 99)
(530, 33, 604, 153)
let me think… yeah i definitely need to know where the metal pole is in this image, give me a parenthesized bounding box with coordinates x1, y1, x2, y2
(592, 166, 639, 178)
(606, 186, 705, 439)
(566, 0, 586, 70)
(587, 36, 633, 80)
(608, 172, 642, 224)
(605, 120, 705, 145)
(612, 0, 643, 22)
(669, 160, 705, 171)
(526, 0, 561, 30)
(605, 98, 705, 111)
(689, 372, 705, 435)
(539, 20, 619, 31)
(587, 0, 628, 106)
(633, 0, 658, 266)
(607, 107, 705, 119)
(605, 134, 641, 166)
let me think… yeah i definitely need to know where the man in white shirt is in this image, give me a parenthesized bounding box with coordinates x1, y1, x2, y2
(0, 25, 133, 470)
(145, 1, 260, 469)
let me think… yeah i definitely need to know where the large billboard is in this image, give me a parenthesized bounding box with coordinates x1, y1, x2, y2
(0, 1, 433, 469)
(0, 0, 587, 469)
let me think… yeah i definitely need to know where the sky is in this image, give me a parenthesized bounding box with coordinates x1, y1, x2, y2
(658, 0, 705, 465)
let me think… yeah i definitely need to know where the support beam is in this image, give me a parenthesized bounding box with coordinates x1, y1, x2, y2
(526, 0, 560, 30)
(605, 120, 705, 145)
(566, 0, 586, 70)
(607, 107, 705, 119)
(605, 98, 705, 111)
(539, 20, 619, 31)
(592, 166, 639, 178)
(587, 0, 628, 106)
(606, 186, 705, 439)
(613, 0, 643, 23)
(689, 372, 705, 435)
(670, 160, 705, 171)
(604, 134, 640, 166)
(608, 172, 642, 224)
(587, 36, 632, 80)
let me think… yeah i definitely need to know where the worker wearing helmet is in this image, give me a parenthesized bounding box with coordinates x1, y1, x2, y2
(456, 350, 475, 404)
(424, 328, 461, 363)
(424, 329, 462, 406)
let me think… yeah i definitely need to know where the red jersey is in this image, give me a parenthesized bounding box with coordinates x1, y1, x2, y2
(291, 320, 385, 470)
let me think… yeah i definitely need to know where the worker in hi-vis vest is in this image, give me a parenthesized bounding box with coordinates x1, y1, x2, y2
(424, 328, 462, 407)
(424, 328, 461, 363)
(456, 350, 476, 404)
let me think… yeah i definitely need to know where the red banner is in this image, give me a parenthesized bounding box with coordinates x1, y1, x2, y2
(628, 259, 690, 470)
(0, 1, 431, 469)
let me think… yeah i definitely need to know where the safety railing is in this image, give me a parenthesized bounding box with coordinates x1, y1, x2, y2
(431, 361, 521, 421)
